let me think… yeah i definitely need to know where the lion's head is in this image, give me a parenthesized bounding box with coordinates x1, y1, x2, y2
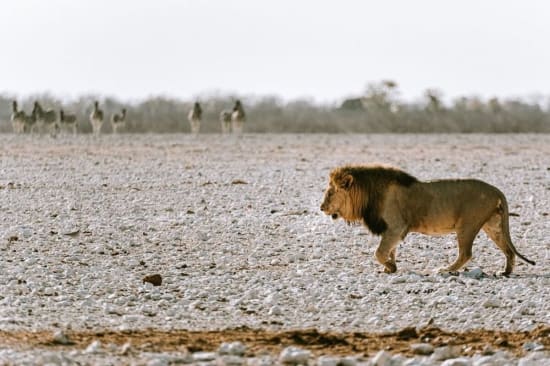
(320, 167, 365, 223)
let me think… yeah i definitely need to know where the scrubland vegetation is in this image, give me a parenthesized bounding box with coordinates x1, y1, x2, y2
(1, 81, 549, 133)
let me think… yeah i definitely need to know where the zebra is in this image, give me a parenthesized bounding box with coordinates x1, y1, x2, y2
(110, 108, 126, 134)
(219, 110, 232, 134)
(23, 111, 36, 134)
(231, 100, 246, 134)
(187, 102, 202, 134)
(89, 101, 104, 136)
(33, 101, 58, 137)
(10, 101, 26, 134)
(59, 109, 78, 135)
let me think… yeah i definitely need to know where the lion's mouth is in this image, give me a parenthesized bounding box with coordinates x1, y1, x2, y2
(331, 213, 339, 220)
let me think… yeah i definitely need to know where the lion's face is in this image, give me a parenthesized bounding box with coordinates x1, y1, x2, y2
(320, 172, 356, 221)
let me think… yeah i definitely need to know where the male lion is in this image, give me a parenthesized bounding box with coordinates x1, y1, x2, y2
(320, 165, 535, 275)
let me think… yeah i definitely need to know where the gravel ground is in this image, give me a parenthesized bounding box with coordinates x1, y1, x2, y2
(0, 133, 548, 365)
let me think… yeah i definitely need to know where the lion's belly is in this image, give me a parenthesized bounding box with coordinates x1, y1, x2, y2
(413, 224, 456, 236)
(408, 203, 458, 236)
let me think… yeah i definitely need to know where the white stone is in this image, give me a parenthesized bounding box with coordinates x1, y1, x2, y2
(518, 351, 550, 366)
(482, 298, 501, 308)
(268, 305, 283, 316)
(219, 355, 245, 365)
(371, 350, 392, 366)
(317, 356, 340, 366)
(193, 351, 218, 362)
(522, 342, 544, 352)
(441, 358, 472, 366)
(279, 346, 311, 364)
(340, 356, 358, 366)
(410, 343, 434, 355)
(85, 340, 102, 354)
(431, 346, 461, 361)
(52, 330, 71, 345)
(462, 267, 486, 279)
(219, 341, 247, 356)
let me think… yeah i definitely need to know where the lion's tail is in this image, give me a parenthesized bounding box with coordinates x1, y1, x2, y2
(499, 196, 536, 266)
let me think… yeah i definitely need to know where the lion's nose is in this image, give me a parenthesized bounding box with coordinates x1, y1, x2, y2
(320, 204, 325, 211)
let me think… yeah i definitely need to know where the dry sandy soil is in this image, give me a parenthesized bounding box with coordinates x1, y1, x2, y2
(0, 133, 548, 362)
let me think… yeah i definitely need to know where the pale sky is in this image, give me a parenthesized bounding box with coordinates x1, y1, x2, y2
(1, 0, 549, 104)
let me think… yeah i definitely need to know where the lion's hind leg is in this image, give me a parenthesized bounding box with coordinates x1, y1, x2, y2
(483, 213, 515, 275)
(442, 226, 479, 273)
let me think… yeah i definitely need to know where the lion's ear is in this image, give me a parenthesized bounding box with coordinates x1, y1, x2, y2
(339, 174, 354, 190)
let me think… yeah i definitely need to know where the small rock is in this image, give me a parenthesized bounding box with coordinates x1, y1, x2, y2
(411, 343, 434, 355)
(482, 298, 501, 308)
(119, 342, 132, 355)
(317, 356, 340, 366)
(396, 326, 418, 340)
(441, 358, 472, 366)
(462, 267, 486, 279)
(279, 346, 311, 364)
(371, 350, 392, 366)
(269, 305, 283, 316)
(431, 346, 460, 361)
(219, 355, 245, 365)
(219, 341, 247, 356)
(52, 330, 73, 345)
(193, 352, 218, 362)
(62, 229, 80, 237)
(339, 356, 358, 366)
(390, 276, 407, 284)
(518, 351, 550, 366)
(85, 340, 102, 354)
(147, 358, 169, 366)
(480, 344, 494, 355)
(522, 342, 544, 352)
(143, 274, 162, 286)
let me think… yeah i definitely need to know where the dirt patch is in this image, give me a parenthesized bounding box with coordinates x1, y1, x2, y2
(0, 326, 547, 357)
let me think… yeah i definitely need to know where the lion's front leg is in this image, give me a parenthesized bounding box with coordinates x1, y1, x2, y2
(375, 230, 403, 273)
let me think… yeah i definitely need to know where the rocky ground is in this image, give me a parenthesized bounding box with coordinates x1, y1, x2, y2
(0, 133, 548, 365)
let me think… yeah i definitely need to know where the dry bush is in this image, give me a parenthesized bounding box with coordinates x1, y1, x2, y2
(1, 87, 548, 133)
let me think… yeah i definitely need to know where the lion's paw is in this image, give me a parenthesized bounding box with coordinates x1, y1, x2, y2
(384, 262, 397, 274)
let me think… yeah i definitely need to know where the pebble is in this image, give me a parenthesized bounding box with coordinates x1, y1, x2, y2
(441, 358, 472, 366)
(410, 343, 434, 355)
(462, 267, 486, 279)
(84, 340, 102, 354)
(482, 298, 501, 308)
(371, 350, 392, 366)
(431, 346, 461, 361)
(193, 352, 218, 362)
(317, 355, 341, 366)
(219, 341, 247, 356)
(279, 346, 311, 364)
(52, 330, 72, 345)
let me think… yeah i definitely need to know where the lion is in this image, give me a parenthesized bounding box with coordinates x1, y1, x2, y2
(320, 164, 535, 275)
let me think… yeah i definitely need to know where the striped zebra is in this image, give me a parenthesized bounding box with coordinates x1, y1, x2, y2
(23, 111, 36, 134)
(33, 101, 58, 137)
(219, 110, 232, 134)
(89, 101, 104, 136)
(231, 100, 246, 134)
(10, 101, 26, 134)
(59, 109, 78, 135)
(110, 108, 126, 134)
(187, 102, 202, 134)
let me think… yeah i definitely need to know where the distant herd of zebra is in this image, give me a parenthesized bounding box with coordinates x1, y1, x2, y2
(9, 99, 246, 136)
(189, 100, 246, 134)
